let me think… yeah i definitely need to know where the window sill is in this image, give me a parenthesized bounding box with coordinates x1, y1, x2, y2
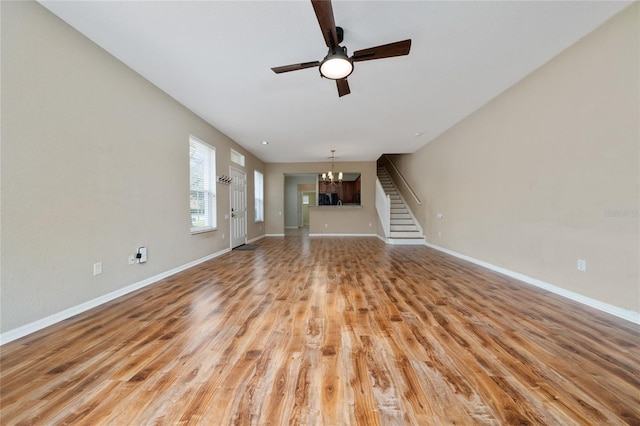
(191, 227, 217, 235)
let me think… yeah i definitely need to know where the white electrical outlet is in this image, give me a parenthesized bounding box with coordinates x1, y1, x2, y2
(128, 255, 136, 265)
(577, 259, 586, 272)
(93, 262, 102, 276)
(137, 247, 147, 263)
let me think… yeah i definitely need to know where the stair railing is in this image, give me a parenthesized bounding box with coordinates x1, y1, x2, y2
(375, 178, 391, 238)
(381, 154, 422, 205)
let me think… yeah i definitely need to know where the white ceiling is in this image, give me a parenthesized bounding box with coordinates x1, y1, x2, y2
(39, 1, 631, 164)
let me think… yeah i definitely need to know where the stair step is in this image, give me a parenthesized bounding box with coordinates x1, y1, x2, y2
(386, 237, 425, 245)
(391, 213, 411, 219)
(391, 225, 418, 231)
(391, 218, 414, 225)
(390, 231, 423, 238)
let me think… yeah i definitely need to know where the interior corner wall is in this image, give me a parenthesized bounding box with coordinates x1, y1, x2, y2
(390, 3, 639, 313)
(0, 1, 264, 333)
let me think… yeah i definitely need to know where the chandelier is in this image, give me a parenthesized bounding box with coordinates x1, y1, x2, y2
(322, 150, 342, 185)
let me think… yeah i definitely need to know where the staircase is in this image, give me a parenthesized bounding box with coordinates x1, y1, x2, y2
(377, 166, 425, 245)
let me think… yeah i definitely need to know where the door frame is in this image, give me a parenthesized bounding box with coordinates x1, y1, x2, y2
(229, 166, 247, 248)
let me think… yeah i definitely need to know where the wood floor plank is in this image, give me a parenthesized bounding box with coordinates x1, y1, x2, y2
(1, 236, 639, 424)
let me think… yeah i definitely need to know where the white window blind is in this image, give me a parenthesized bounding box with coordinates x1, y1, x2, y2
(254, 170, 264, 222)
(190, 136, 216, 233)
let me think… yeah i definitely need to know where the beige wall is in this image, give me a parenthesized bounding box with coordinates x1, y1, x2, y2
(265, 162, 379, 236)
(0, 1, 264, 332)
(390, 4, 639, 312)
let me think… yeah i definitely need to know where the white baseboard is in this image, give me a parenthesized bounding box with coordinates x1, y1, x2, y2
(309, 233, 379, 237)
(0, 248, 231, 345)
(265, 233, 284, 237)
(424, 242, 640, 325)
(248, 234, 266, 244)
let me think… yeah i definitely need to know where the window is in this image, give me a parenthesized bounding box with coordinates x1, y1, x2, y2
(190, 136, 216, 233)
(230, 148, 245, 167)
(254, 170, 264, 222)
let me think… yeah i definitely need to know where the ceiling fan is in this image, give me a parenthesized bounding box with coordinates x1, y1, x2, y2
(271, 0, 411, 97)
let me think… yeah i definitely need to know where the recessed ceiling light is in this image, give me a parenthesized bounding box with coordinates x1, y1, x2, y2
(261, 141, 269, 145)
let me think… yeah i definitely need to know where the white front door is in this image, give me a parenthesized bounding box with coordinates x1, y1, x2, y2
(230, 168, 247, 248)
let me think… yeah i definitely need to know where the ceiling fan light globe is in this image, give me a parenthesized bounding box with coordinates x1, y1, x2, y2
(320, 55, 353, 80)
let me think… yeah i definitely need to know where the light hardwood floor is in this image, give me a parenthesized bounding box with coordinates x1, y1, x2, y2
(1, 236, 639, 425)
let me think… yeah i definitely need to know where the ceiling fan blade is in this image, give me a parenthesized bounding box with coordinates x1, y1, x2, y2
(352, 39, 412, 62)
(336, 78, 350, 97)
(311, 0, 339, 48)
(271, 61, 320, 74)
